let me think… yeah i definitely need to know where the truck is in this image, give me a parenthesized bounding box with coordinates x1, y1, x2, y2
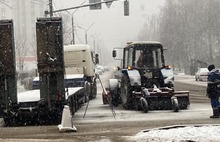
(31, 44, 99, 116)
(103, 41, 190, 112)
(63, 44, 98, 100)
(0, 17, 99, 126)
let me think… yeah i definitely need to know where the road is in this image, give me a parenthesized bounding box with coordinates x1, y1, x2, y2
(0, 70, 217, 142)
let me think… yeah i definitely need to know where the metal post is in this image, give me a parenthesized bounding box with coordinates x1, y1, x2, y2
(78, 23, 94, 45)
(49, 0, 53, 17)
(71, 16, 75, 44)
(93, 33, 101, 53)
(93, 39, 96, 53)
(85, 32, 88, 44)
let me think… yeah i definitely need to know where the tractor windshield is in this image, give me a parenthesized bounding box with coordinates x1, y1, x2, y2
(134, 45, 163, 68)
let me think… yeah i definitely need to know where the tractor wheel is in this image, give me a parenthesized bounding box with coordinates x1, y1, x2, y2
(121, 75, 132, 110)
(141, 98, 149, 113)
(172, 97, 179, 112)
(109, 79, 120, 107)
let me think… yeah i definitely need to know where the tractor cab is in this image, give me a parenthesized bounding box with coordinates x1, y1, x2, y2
(113, 41, 168, 88)
(125, 42, 164, 70)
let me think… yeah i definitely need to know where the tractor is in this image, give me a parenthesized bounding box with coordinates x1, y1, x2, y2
(103, 41, 190, 112)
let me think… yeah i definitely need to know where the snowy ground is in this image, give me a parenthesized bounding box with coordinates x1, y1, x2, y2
(126, 72, 214, 142)
(0, 70, 216, 142)
(128, 124, 220, 142)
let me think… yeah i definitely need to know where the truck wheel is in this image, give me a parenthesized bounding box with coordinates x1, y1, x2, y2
(92, 80, 97, 99)
(85, 82, 91, 99)
(172, 97, 179, 112)
(141, 98, 149, 113)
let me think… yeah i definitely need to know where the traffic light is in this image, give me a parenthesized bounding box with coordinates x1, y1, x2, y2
(124, 0, 129, 16)
(89, 0, 102, 10)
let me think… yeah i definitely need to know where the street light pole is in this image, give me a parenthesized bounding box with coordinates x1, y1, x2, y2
(78, 23, 94, 44)
(93, 33, 101, 53)
(66, 1, 86, 45)
(71, 15, 75, 44)
(85, 32, 88, 44)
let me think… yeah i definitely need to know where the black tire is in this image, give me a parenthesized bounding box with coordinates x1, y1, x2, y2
(110, 90, 120, 107)
(85, 82, 92, 99)
(121, 75, 132, 110)
(172, 98, 179, 112)
(91, 80, 97, 99)
(141, 98, 149, 113)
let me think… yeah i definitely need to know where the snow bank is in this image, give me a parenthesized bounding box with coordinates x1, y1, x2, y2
(129, 125, 220, 142)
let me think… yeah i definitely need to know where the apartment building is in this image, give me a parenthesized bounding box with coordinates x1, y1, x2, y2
(0, 0, 48, 70)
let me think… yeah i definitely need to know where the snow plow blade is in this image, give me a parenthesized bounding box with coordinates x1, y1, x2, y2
(102, 87, 190, 111)
(146, 90, 190, 110)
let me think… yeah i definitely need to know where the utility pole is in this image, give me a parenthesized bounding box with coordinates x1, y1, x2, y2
(49, 0, 53, 17)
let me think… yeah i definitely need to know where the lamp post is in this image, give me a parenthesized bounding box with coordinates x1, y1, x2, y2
(66, 1, 86, 44)
(66, 11, 76, 44)
(93, 33, 101, 53)
(78, 23, 94, 44)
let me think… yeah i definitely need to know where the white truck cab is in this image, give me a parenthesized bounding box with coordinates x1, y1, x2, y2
(64, 44, 98, 99)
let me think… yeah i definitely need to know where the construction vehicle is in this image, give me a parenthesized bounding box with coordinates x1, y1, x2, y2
(29, 44, 98, 122)
(0, 17, 98, 126)
(103, 41, 190, 112)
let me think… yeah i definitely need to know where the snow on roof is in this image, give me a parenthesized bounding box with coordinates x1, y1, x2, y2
(33, 74, 84, 81)
(64, 44, 91, 52)
(127, 41, 162, 46)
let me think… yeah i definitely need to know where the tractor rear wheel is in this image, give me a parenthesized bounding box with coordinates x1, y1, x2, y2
(141, 98, 149, 113)
(172, 97, 179, 112)
(121, 75, 132, 109)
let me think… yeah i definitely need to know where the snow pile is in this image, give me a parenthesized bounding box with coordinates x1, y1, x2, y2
(130, 125, 220, 142)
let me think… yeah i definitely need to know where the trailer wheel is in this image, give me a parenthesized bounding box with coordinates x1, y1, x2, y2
(141, 98, 149, 113)
(172, 97, 179, 112)
(91, 79, 97, 99)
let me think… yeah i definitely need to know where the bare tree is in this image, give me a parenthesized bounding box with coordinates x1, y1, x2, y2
(138, 0, 220, 69)
(15, 33, 28, 71)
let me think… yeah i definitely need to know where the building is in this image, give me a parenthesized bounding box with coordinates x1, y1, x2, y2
(0, 0, 48, 71)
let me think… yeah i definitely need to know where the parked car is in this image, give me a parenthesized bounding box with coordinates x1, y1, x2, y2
(195, 68, 209, 81)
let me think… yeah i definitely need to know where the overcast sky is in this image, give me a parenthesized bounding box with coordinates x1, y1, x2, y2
(53, 0, 165, 65)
